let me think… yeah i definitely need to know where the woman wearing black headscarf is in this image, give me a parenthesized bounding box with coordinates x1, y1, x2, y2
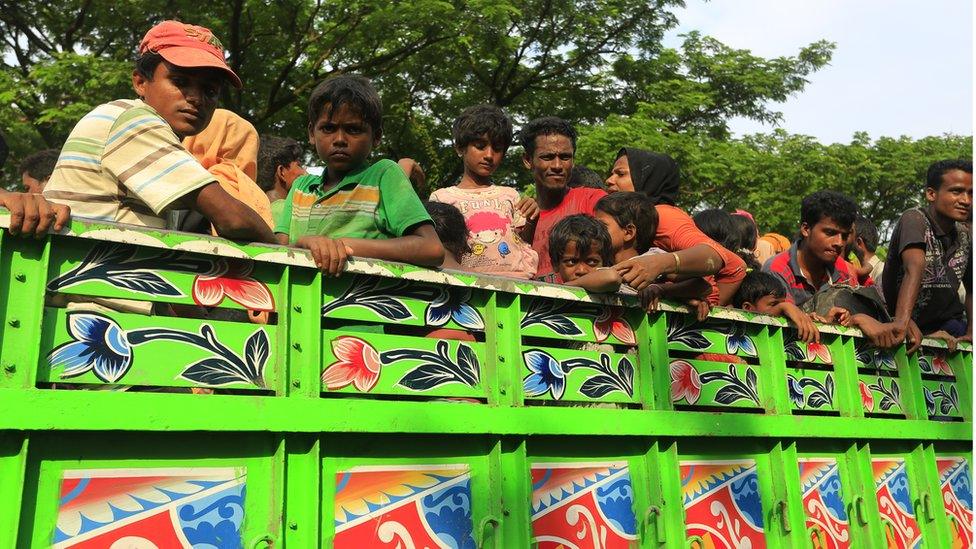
(605, 148, 746, 305)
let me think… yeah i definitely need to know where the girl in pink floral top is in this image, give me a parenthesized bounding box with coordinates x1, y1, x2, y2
(429, 105, 538, 278)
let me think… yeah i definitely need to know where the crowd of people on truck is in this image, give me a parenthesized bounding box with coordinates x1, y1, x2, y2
(0, 20, 971, 354)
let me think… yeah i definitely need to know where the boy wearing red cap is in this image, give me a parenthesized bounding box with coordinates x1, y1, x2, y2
(43, 21, 273, 243)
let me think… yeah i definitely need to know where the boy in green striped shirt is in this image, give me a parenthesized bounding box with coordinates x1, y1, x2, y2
(274, 74, 444, 274)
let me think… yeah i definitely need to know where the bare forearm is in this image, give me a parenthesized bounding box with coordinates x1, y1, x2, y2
(343, 236, 444, 267)
(660, 278, 711, 301)
(670, 244, 724, 277)
(212, 204, 276, 244)
(715, 281, 741, 306)
(894, 266, 923, 323)
(566, 268, 622, 293)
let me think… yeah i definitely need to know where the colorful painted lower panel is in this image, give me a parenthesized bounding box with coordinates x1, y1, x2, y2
(872, 458, 922, 549)
(333, 465, 474, 548)
(798, 458, 850, 548)
(54, 467, 246, 548)
(530, 462, 637, 548)
(937, 457, 973, 548)
(681, 459, 765, 548)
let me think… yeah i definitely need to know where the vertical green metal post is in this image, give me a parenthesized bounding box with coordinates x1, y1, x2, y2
(646, 312, 673, 411)
(833, 336, 863, 417)
(0, 432, 29, 549)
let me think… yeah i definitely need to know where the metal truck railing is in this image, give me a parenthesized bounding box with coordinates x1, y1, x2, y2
(0, 212, 970, 548)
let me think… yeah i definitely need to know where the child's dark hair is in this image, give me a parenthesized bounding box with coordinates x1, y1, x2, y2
(926, 159, 973, 190)
(518, 116, 577, 157)
(18, 149, 59, 182)
(800, 190, 857, 229)
(134, 52, 164, 80)
(257, 135, 304, 191)
(855, 214, 879, 253)
(452, 105, 513, 152)
(594, 192, 658, 253)
(548, 214, 612, 269)
(729, 213, 760, 270)
(424, 201, 472, 263)
(732, 271, 788, 309)
(693, 209, 738, 252)
(568, 165, 607, 190)
(307, 74, 383, 138)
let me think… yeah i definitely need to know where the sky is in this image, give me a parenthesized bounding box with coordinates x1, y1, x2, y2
(663, 0, 973, 144)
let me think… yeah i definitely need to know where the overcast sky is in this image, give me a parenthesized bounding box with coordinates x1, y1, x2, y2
(663, 0, 973, 144)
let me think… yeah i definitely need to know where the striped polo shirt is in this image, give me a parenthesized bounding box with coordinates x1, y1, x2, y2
(275, 159, 431, 244)
(44, 99, 215, 228)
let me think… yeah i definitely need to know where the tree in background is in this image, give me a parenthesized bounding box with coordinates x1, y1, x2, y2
(0, 0, 969, 232)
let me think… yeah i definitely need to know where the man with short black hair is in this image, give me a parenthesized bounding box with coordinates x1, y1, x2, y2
(519, 116, 606, 281)
(763, 190, 867, 305)
(19, 149, 59, 193)
(884, 159, 973, 345)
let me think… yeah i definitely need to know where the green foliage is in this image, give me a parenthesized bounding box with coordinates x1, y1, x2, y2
(576, 110, 973, 234)
(1, 1, 969, 235)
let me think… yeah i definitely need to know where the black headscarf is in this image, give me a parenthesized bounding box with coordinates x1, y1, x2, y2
(617, 147, 679, 206)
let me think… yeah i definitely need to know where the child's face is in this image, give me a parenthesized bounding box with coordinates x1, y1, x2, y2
(557, 240, 605, 282)
(133, 61, 221, 138)
(459, 135, 504, 180)
(744, 294, 784, 314)
(308, 102, 379, 177)
(594, 210, 633, 261)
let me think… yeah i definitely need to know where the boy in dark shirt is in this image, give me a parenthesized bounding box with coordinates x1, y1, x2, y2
(883, 159, 972, 345)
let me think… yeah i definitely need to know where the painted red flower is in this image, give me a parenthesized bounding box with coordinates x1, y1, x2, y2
(806, 342, 832, 363)
(594, 306, 636, 345)
(670, 360, 701, 404)
(192, 260, 274, 312)
(322, 336, 382, 391)
(859, 381, 874, 412)
(932, 353, 953, 376)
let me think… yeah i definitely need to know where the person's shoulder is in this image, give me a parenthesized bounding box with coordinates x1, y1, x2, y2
(290, 172, 322, 192)
(574, 186, 607, 199)
(763, 250, 790, 273)
(654, 203, 691, 221)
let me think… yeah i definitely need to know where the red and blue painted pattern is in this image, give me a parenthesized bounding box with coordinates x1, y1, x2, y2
(798, 458, 850, 548)
(333, 465, 474, 548)
(54, 467, 246, 548)
(937, 457, 973, 548)
(872, 458, 921, 548)
(681, 459, 765, 548)
(530, 462, 637, 548)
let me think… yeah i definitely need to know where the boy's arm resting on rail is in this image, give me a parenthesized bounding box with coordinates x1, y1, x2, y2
(766, 301, 820, 344)
(613, 243, 722, 291)
(565, 268, 623, 293)
(341, 223, 446, 268)
(181, 182, 277, 244)
(0, 190, 70, 237)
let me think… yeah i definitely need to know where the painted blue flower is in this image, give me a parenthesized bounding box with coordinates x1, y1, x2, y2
(923, 388, 936, 416)
(522, 350, 565, 399)
(725, 325, 757, 357)
(48, 313, 132, 383)
(426, 289, 485, 331)
(787, 375, 804, 408)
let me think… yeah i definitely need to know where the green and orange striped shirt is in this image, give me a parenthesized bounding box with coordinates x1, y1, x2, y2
(44, 99, 215, 228)
(275, 159, 431, 244)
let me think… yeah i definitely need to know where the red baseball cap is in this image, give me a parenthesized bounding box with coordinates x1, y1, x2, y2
(139, 20, 242, 89)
